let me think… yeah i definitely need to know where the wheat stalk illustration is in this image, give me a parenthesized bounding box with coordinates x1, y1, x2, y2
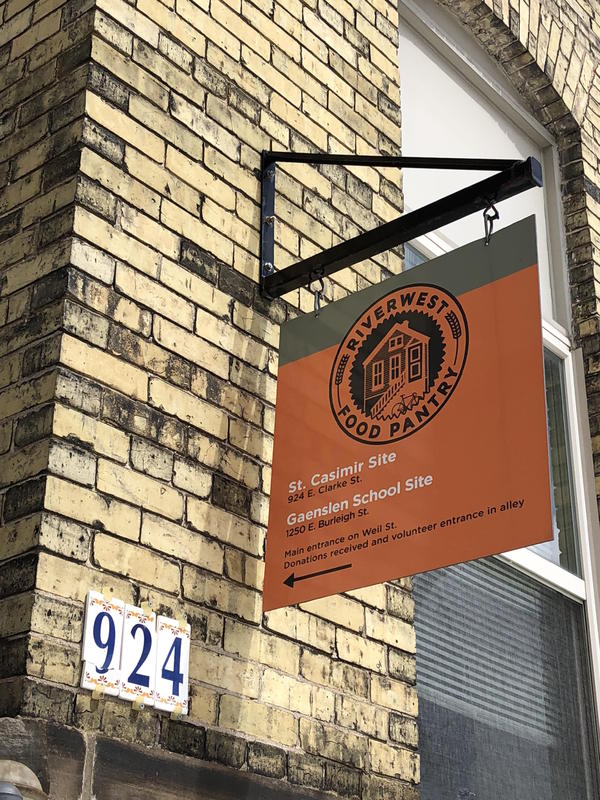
(446, 311, 462, 361)
(335, 353, 349, 406)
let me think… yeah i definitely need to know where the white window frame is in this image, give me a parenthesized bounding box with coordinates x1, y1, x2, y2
(399, 0, 600, 728)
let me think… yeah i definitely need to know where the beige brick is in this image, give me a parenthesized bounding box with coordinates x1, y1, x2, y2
(371, 675, 418, 716)
(137, 0, 206, 62)
(141, 511, 223, 573)
(365, 607, 415, 652)
(264, 606, 335, 654)
(0, 230, 36, 271)
(0, 169, 42, 216)
(311, 684, 335, 722)
(300, 718, 367, 768)
(241, 45, 301, 107)
(369, 43, 399, 83)
(261, 668, 312, 714)
(270, 93, 327, 150)
(70, 238, 115, 285)
(336, 693, 388, 738)
(63, 300, 110, 350)
(304, 7, 356, 65)
(243, 0, 299, 61)
(203, 198, 260, 256)
(94, 532, 180, 592)
(300, 649, 369, 698)
(229, 418, 273, 461)
(204, 145, 258, 201)
(301, 46, 354, 107)
(86, 92, 164, 163)
(111, 326, 191, 388)
(346, 584, 387, 610)
(224, 614, 299, 675)
(0, 238, 70, 297)
(0, 593, 34, 637)
(273, 47, 327, 105)
(213, 383, 263, 427)
(0, 440, 49, 489)
(73, 207, 161, 279)
(0, 515, 40, 560)
(10, 8, 60, 59)
(163, 149, 234, 215)
(39, 512, 92, 562)
(160, 258, 231, 318)
(220, 695, 298, 746)
(0, 373, 56, 418)
(212, 0, 269, 60)
(116, 264, 194, 330)
(189, 648, 259, 696)
(187, 498, 264, 555)
(60, 334, 148, 401)
(154, 316, 229, 379)
(125, 147, 202, 218)
(97, 459, 184, 520)
(189, 683, 219, 725)
(48, 440, 96, 486)
(80, 148, 161, 220)
(131, 438, 173, 481)
(37, 551, 135, 603)
(132, 94, 206, 162)
(232, 304, 279, 349)
(95, 9, 133, 54)
(337, 628, 386, 673)
(148, 376, 228, 439)
(177, 0, 240, 59)
(183, 565, 261, 623)
(172, 458, 212, 497)
(68, 270, 151, 336)
(0, 418, 11, 453)
(369, 740, 419, 782)
(161, 199, 234, 266)
(196, 307, 266, 369)
(300, 594, 365, 632)
(45, 475, 140, 541)
(0, 6, 33, 48)
(0, 352, 21, 390)
(91, 35, 168, 109)
(96, 0, 160, 46)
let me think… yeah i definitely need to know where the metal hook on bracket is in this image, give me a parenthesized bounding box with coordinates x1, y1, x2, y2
(309, 270, 325, 317)
(483, 202, 499, 246)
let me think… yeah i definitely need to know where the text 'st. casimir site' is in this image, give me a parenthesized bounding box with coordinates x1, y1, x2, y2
(263, 217, 554, 611)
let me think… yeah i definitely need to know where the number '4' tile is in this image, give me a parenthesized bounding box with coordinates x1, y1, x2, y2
(154, 616, 191, 715)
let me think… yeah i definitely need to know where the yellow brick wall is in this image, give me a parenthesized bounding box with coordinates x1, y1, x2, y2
(0, 0, 94, 702)
(0, 0, 417, 797)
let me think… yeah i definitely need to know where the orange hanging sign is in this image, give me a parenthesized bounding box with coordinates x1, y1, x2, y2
(263, 217, 553, 611)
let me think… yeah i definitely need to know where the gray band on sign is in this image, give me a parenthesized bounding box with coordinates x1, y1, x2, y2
(279, 215, 538, 367)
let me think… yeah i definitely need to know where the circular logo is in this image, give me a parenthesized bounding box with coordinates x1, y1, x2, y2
(329, 284, 468, 444)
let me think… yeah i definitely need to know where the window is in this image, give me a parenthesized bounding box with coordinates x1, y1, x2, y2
(390, 353, 401, 381)
(408, 345, 421, 380)
(398, 0, 600, 793)
(372, 360, 384, 389)
(413, 559, 600, 799)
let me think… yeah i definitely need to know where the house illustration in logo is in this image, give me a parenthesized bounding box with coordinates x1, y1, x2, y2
(363, 321, 430, 419)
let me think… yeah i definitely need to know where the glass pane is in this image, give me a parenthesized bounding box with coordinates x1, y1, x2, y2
(414, 559, 600, 800)
(405, 243, 427, 270)
(530, 350, 580, 574)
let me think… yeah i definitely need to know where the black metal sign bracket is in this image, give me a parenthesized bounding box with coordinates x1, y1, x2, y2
(259, 151, 543, 300)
